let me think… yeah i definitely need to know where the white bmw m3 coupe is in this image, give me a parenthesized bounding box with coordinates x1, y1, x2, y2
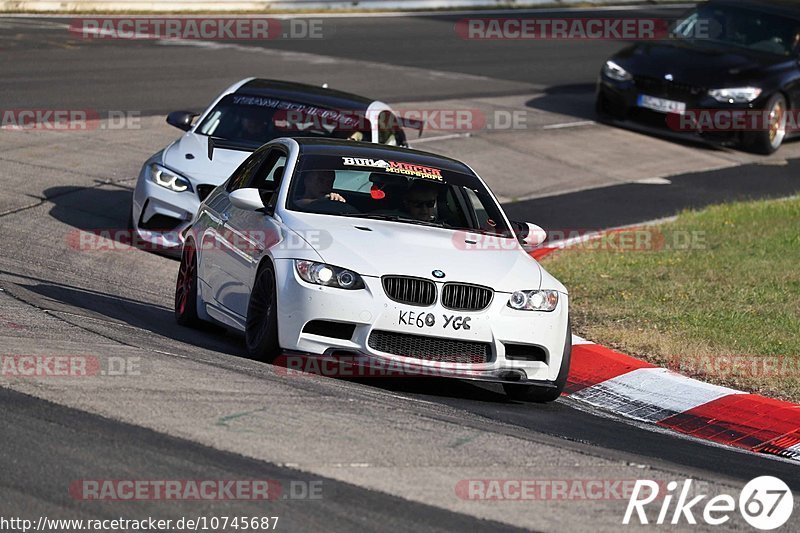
(175, 138, 570, 402)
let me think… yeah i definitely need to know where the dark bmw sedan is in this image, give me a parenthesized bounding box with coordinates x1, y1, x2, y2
(596, 0, 800, 154)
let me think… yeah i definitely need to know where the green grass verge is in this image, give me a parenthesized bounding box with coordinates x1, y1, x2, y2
(543, 196, 800, 401)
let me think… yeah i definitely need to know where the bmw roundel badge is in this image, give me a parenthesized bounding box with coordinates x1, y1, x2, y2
(432, 270, 445, 279)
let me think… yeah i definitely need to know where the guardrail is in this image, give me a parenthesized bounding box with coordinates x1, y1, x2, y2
(0, 0, 689, 13)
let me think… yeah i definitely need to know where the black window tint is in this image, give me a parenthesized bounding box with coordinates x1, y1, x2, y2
(226, 151, 266, 192)
(247, 149, 287, 190)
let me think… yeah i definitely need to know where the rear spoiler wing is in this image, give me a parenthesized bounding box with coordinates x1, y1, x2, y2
(398, 116, 424, 138)
(207, 137, 265, 160)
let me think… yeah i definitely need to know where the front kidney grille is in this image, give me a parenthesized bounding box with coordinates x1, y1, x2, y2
(441, 283, 493, 311)
(368, 330, 490, 364)
(382, 276, 436, 307)
(634, 75, 704, 100)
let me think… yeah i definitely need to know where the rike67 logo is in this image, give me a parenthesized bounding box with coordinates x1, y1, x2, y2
(624, 476, 793, 530)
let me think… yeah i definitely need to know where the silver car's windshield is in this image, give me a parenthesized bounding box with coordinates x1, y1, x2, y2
(195, 94, 372, 143)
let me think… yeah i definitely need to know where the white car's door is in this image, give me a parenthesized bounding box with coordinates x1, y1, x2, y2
(200, 150, 268, 312)
(214, 148, 287, 319)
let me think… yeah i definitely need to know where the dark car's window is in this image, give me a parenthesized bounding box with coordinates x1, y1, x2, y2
(285, 155, 510, 237)
(674, 5, 800, 56)
(196, 94, 372, 144)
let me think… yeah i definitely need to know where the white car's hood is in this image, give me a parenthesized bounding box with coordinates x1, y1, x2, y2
(162, 132, 250, 185)
(283, 212, 543, 293)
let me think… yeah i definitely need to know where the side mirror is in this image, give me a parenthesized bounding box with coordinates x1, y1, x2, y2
(230, 188, 265, 211)
(512, 221, 547, 249)
(166, 111, 199, 131)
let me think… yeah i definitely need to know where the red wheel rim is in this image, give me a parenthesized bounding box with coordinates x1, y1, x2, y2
(176, 246, 195, 315)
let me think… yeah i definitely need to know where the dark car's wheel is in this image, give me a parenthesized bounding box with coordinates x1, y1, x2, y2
(595, 91, 612, 120)
(245, 263, 281, 362)
(503, 321, 572, 403)
(743, 93, 787, 155)
(175, 242, 201, 327)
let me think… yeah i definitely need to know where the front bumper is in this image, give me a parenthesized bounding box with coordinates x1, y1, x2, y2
(596, 75, 770, 144)
(273, 259, 570, 384)
(131, 166, 202, 251)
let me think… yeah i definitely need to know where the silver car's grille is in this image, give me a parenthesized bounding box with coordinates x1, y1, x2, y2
(367, 330, 490, 364)
(441, 283, 493, 311)
(196, 184, 216, 201)
(382, 276, 436, 307)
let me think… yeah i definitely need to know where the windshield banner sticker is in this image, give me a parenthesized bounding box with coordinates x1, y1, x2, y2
(232, 95, 359, 127)
(341, 157, 443, 181)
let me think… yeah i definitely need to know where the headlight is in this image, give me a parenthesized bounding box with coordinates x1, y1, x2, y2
(295, 260, 365, 290)
(508, 290, 559, 312)
(708, 87, 762, 104)
(602, 60, 632, 82)
(149, 163, 192, 193)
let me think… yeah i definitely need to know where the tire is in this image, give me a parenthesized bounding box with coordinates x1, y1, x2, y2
(595, 89, 623, 122)
(174, 242, 201, 327)
(742, 93, 787, 155)
(245, 262, 281, 362)
(595, 92, 611, 120)
(503, 321, 572, 403)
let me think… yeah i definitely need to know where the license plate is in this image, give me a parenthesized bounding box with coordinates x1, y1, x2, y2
(398, 310, 472, 332)
(637, 94, 686, 114)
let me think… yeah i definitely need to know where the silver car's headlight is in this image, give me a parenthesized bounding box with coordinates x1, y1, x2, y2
(602, 60, 633, 82)
(149, 163, 192, 193)
(708, 87, 762, 104)
(508, 290, 559, 312)
(295, 260, 365, 290)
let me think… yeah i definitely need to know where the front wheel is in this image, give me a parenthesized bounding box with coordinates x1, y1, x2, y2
(742, 93, 787, 155)
(175, 243, 201, 327)
(245, 263, 281, 362)
(503, 322, 571, 403)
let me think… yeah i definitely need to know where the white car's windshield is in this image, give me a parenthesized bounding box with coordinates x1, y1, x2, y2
(287, 155, 512, 237)
(196, 94, 372, 143)
(673, 5, 800, 56)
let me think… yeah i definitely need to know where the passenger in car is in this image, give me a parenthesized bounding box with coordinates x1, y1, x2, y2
(402, 180, 439, 222)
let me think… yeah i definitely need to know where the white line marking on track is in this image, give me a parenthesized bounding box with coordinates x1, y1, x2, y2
(409, 132, 471, 144)
(635, 177, 672, 185)
(542, 120, 596, 130)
